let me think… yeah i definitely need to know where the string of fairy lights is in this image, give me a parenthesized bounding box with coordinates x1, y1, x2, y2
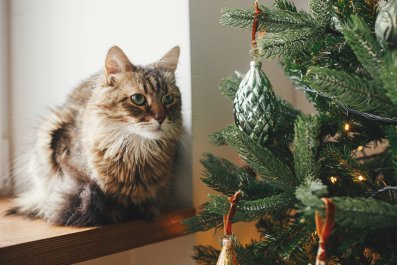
(327, 122, 369, 186)
(298, 84, 397, 124)
(327, 121, 397, 197)
(293, 83, 396, 191)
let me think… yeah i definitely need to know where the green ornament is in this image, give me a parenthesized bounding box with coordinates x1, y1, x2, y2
(233, 61, 278, 145)
(375, 0, 397, 47)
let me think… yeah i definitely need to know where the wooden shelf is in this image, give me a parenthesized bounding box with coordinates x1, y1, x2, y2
(0, 198, 194, 265)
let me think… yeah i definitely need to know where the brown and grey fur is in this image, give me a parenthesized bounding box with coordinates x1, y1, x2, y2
(9, 46, 183, 226)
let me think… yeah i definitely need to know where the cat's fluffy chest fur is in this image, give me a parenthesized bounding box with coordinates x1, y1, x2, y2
(82, 108, 177, 203)
(10, 46, 182, 226)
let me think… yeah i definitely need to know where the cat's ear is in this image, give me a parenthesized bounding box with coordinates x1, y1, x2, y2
(104, 46, 136, 85)
(154, 46, 180, 72)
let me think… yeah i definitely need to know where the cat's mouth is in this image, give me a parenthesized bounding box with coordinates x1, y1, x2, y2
(144, 124, 163, 132)
(125, 122, 167, 139)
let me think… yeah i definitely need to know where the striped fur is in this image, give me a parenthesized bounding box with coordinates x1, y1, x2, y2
(9, 46, 182, 226)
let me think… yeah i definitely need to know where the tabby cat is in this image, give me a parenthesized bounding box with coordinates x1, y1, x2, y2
(9, 46, 183, 226)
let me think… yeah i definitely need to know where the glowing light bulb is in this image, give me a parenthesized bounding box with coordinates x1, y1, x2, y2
(358, 175, 365, 181)
(330, 176, 338, 184)
(344, 123, 350, 132)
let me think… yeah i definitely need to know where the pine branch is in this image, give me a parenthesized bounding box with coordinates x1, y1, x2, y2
(220, 6, 315, 33)
(341, 15, 383, 83)
(261, 219, 315, 265)
(257, 28, 323, 59)
(206, 193, 295, 222)
(201, 154, 277, 198)
(276, 226, 313, 264)
(333, 0, 379, 25)
(293, 115, 321, 183)
(260, 7, 316, 33)
(304, 67, 397, 116)
(209, 130, 227, 146)
(333, 197, 397, 230)
(192, 245, 219, 265)
(273, 0, 297, 12)
(234, 240, 260, 265)
(183, 208, 223, 233)
(309, 0, 333, 27)
(381, 51, 397, 104)
(220, 8, 257, 30)
(385, 126, 397, 183)
(322, 145, 367, 178)
(220, 125, 296, 191)
(201, 154, 244, 196)
(295, 179, 328, 212)
(280, 57, 337, 113)
(237, 193, 295, 217)
(218, 71, 243, 101)
(274, 99, 301, 138)
(298, 185, 397, 230)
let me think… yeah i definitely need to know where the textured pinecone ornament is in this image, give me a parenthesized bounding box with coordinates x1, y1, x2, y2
(375, 0, 397, 47)
(234, 61, 278, 145)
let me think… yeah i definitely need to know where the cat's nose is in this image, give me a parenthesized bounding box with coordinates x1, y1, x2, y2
(151, 103, 166, 125)
(155, 114, 166, 125)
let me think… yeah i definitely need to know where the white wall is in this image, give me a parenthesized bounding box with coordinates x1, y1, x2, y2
(0, 0, 10, 195)
(9, 0, 193, 264)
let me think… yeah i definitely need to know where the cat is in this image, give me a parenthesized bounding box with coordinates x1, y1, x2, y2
(8, 45, 183, 226)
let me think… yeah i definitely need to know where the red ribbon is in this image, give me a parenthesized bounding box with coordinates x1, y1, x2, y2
(224, 191, 242, 236)
(251, 0, 260, 43)
(315, 198, 336, 263)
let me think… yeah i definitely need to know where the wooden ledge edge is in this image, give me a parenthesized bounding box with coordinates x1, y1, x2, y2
(0, 207, 195, 265)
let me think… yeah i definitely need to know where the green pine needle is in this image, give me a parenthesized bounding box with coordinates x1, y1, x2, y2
(322, 145, 368, 179)
(309, 0, 332, 27)
(201, 153, 276, 198)
(333, 197, 397, 230)
(237, 193, 295, 218)
(209, 130, 227, 146)
(386, 126, 397, 182)
(219, 8, 258, 30)
(200, 154, 244, 196)
(341, 15, 383, 83)
(293, 115, 321, 183)
(220, 6, 315, 33)
(304, 67, 397, 116)
(273, 0, 297, 12)
(220, 125, 296, 191)
(183, 208, 223, 233)
(218, 71, 244, 101)
(381, 51, 397, 104)
(295, 179, 327, 212)
(257, 28, 323, 59)
(206, 193, 295, 222)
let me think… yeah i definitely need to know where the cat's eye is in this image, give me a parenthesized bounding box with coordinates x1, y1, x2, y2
(131, 94, 146, 106)
(162, 94, 174, 105)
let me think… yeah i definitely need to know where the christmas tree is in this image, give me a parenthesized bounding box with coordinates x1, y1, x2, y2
(184, 0, 397, 264)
